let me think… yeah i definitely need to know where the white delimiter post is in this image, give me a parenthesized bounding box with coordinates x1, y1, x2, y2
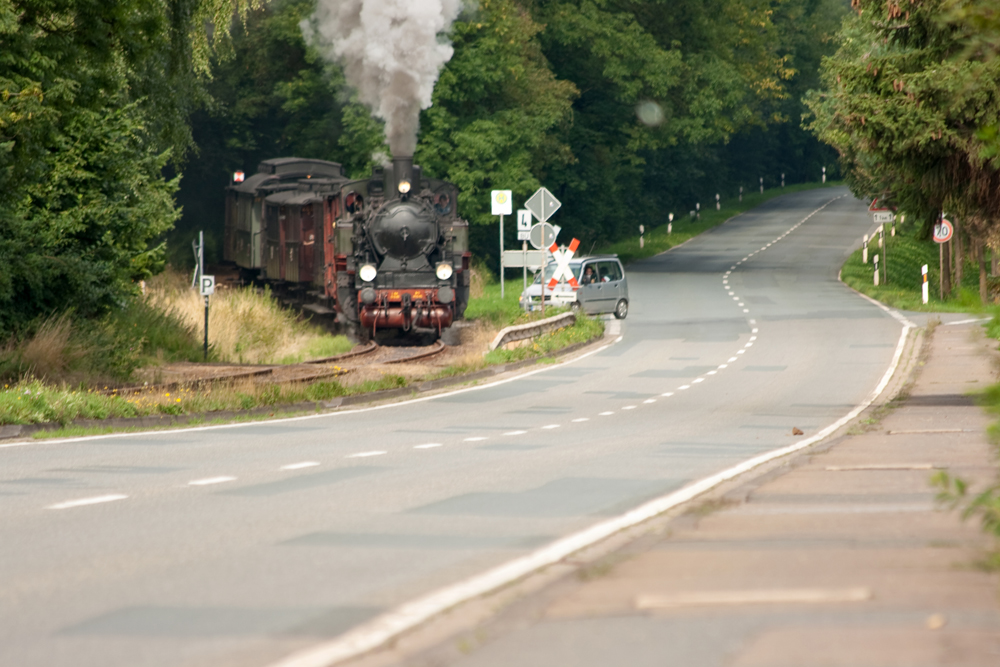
(863, 234, 868, 264)
(874, 254, 880, 286)
(822, 166, 826, 184)
(922, 264, 929, 304)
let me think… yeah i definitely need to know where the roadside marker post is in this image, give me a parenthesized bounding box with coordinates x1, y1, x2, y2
(863, 234, 868, 264)
(639, 224, 645, 249)
(822, 166, 826, 184)
(668, 213, 673, 235)
(739, 186, 743, 202)
(922, 264, 929, 304)
(781, 173, 785, 188)
(491, 190, 513, 299)
(759, 176, 763, 194)
(715, 193, 720, 211)
(874, 254, 880, 286)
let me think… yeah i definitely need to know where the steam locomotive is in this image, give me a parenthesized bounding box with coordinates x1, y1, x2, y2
(224, 156, 471, 339)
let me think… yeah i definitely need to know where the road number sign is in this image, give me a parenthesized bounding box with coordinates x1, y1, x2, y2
(517, 209, 532, 231)
(525, 187, 561, 222)
(200, 275, 215, 296)
(933, 219, 954, 244)
(529, 222, 558, 250)
(491, 190, 512, 216)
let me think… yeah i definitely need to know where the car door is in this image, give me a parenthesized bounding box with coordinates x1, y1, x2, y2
(576, 262, 603, 313)
(595, 260, 623, 312)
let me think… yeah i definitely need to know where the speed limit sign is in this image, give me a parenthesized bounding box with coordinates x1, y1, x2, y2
(933, 219, 954, 244)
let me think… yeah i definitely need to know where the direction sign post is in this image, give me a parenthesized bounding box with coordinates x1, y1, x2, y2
(492, 190, 513, 298)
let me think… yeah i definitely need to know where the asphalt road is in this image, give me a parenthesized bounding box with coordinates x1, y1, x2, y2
(0, 187, 904, 667)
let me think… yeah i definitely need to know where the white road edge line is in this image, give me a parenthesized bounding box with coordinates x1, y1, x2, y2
(267, 192, 905, 667)
(47, 494, 128, 510)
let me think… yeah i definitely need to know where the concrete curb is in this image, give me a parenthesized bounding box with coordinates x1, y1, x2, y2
(0, 333, 608, 442)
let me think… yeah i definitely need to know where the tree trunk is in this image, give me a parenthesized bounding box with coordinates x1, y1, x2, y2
(992, 248, 998, 277)
(980, 242, 988, 305)
(941, 239, 952, 299)
(954, 219, 963, 289)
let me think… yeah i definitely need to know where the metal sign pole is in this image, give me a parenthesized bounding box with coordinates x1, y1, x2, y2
(204, 295, 209, 361)
(499, 213, 505, 299)
(522, 241, 528, 303)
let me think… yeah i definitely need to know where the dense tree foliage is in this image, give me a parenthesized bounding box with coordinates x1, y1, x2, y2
(174, 0, 845, 267)
(807, 0, 1000, 245)
(0, 0, 260, 335)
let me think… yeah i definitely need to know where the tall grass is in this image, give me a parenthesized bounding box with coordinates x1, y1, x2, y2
(145, 271, 352, 364)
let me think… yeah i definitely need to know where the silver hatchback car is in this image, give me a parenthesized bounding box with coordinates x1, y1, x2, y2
(519, 254, 629, 319)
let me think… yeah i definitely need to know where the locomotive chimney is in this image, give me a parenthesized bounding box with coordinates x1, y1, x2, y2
(392, 155, 414, 196)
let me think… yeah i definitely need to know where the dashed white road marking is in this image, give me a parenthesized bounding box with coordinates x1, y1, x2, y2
(348, 451, 387, 458)
(707, 370, 717, 375)
(541, 424, 561, 429)
(48, 494, 128, 510)
(737, 350, 746, 355)
(643, 399, 656, 404)
(281, 461, 319, 471)
(678, 385, 691, 390)
(622, 406, 637, 410)
(661, 392, 674, 397)
(414, 443, 442, 449)
(503, 430, 527, 436)
(599, 411, 614, 416)
(728, 357, 738, 362)
(571, 418, 590, 423)
(693, 378, 704, 383)
(718, 364, 728, 369)
(463, 437, 487, 442)
(189, 476, 236, 486)
(742, 308, 749, 313)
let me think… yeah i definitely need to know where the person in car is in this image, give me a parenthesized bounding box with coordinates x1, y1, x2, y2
(580, 265, 597, 285)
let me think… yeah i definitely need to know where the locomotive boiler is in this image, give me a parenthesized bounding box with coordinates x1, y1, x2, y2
(224, 156, 471, 340)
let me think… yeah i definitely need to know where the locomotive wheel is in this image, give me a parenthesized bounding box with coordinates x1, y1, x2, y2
(613, 299, 628, 320)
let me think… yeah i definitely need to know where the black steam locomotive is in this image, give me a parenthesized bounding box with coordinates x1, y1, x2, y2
(224, 156, 471, 339)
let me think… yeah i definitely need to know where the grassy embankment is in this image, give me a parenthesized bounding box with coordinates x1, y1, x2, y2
(840, 220, 1000, 313)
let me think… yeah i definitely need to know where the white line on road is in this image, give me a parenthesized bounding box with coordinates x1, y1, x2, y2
(737, 350, 745, 354)
(347, 451, 387, 458)
(571, 418, 590, 423)
(660, 392, 674, 397)
(189, 476, 236, 486)
(718, 364, 727, 369)
(621, 406, 636, 410)
(541, 424, 561, 429)
(414, 443, 442, 449)
(47, 494, 128, 510)
(678, 385, 690, 390)
(462, 437, 487, 442)
(598, 411, 614, 416)
(728, 357, 738, 362)
(643, 399, 656, 404)
(692, 378, 704, 383)
(281, 462, 320, 470)
(503, 431, 527, 436)
(707, 371, 717, 375)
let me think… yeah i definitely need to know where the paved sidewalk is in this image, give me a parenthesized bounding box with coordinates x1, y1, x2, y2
(411, 323, 1000, 667)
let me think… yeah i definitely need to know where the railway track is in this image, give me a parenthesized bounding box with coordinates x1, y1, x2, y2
(109, 340, 448, 396)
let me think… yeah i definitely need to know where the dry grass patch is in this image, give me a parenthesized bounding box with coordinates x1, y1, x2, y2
(145, 271, 352, 364)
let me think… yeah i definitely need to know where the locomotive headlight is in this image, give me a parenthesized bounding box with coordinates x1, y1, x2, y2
(398, 179, 411, 194)
(435, 262, 453, 281)
(359, 264, 378, 283)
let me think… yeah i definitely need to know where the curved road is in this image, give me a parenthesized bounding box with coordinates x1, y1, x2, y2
(0, 188, 903, 667)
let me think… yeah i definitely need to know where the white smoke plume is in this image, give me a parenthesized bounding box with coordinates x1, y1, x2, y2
(305, 0, 463, 157)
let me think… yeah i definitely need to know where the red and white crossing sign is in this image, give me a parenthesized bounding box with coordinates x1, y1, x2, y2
(547, 238, 581, 289)
(933, 219, 954, 244)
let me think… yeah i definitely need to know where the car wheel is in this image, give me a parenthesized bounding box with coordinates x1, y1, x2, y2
(613, 299, 628, 320)
(570, 301, 582, 313)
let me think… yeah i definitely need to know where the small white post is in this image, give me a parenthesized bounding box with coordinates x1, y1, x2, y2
(739, 186, 743, 202)
(781, 173, 785, 188)
(715, 193, 720, 211)
(759, 177, 763, 194)
(874, 254, 880, 286)
(878, 226, 883, 248)
(639, 224, 645, 248)
(822, 166, 826, 184)
(921, 264, 929, 304)
(863, 234, 868, 264)
(668, 212, 673, 235)
(696, 202, 700, 220)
